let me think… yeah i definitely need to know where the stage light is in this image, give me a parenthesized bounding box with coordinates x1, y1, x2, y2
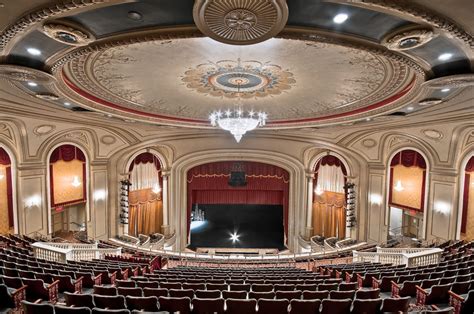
(230, 232, 240, 242)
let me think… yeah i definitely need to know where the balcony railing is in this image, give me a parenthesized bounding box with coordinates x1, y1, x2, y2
(31, 242, 122, 262)
(352, 247, 443, 267)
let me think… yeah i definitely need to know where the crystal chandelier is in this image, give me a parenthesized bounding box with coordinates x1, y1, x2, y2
(209, 73, 268, 142)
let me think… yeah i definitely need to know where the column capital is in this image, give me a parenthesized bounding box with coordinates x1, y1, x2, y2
(305, 172, 315, 179)
(161, 170, 171, 178)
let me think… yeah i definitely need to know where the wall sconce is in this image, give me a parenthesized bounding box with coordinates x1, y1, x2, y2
(71, 176, 81, 187)
(25, 195, 41, 208)
(370, 193, 382, 205)
(394, 180, 404, 192)
(434, 201, 451, 215)
(0, 167, 4, 180)
(0, 173, 4, 180)
(93, 189, 106, 201)
(314, 185, 323, 196)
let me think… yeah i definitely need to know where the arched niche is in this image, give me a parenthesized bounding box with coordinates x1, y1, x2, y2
(457, 153, 474, 240)
(0, 144, 18, 234)
(309, 152, 352, 240)
(124, 152, 164, 237)
(46, 143, 90, 236)
(386, 148, 429, 240)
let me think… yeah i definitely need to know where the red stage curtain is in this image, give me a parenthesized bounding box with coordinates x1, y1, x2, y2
(49, 145, 87, 207)
(129, 152, 161, 171)
(187, 161, 289, 238)
(461, 157, 474, 234)
(388, 150, 427, 212)
(0, 148, 13, 228)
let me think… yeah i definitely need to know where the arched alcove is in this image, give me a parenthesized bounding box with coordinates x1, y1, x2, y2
(458, 153, 474, 240)
(125, 152, 164, 236)
(386, 148, 429, 240)
(47, 144, 89, 237)
(0, 145, 17, 234)
(311, 154, 349, 239)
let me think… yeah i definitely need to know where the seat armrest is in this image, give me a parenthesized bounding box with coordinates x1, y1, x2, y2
(345, 272, 351, 283)
(335, 270, 341, 279)
(94, 273, 102, 286)
(391, 280, 400, 298)
(448, 290, 465, 314)
(74, 276, 83, 293)
(122, 269, 129, 281)
(11, 285, 27, 309)
(416, 285, 428, 306)
(372, 277, 380, 289)
(110, 271, 117, 285)
(47, 280, 60, 304)
(320, 267, 325, 276)
(132, 267, 139, 277)
(356, 273, 363, 289)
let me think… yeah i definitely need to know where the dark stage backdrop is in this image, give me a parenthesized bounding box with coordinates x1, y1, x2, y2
(189, 204, 284, 250)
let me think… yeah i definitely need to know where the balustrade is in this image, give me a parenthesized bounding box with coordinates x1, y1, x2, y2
(31, 242, 122, 262)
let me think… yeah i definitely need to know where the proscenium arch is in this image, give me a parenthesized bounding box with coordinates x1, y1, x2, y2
(0, 142, 19, 234)
(385, 147, 431, 239)
(170, 149, 306, 252)
(456, 150, 474, 240)
(45, 142, 91, 235)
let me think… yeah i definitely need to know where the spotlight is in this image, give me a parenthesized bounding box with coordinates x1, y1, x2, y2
(333, 13, 349, 24)
(407, 106, 414, 111)
(27, 82, 38, 87)
(441, 88, 451, 93)
(27, 48, 41, 56)
(438, 53, 453, 61)
(230, 233, 240, 242)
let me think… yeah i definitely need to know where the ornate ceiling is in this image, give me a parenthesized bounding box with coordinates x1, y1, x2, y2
(0, 0, 472, 130)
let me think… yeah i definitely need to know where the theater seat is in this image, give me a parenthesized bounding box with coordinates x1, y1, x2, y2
(226, 298, 257, 314)
(380, 296, 410, 313)
(22, 300, 55, 314)
(92, 309, 130, 314)
(54, 305, 92, 314)
(257, 298, 290, 314)
(158, 296, 191, 314)
(192, 297, 225, 314)
(320, 298, 352, 314)
(93, 295, 126, 310)
(289, 299, 321, 314)
(64, 292, 95, 309)
(125, 296, 159, 312)
(222, 290, 247, 299)
(195, 289, 221, 299)
(350, 298, 382, 314)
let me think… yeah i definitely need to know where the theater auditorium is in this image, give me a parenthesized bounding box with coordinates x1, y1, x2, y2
(0, 0, 473, 313)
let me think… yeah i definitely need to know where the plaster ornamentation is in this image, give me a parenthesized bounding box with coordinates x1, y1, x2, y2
(63, 131, 89, 146)
(389, 136, 414, 148)
(34, 125, 56, 136)
(382, 27, 437, 51)
(193, 0, 288, 45)
(100, 135, 116, 145)
(362, 139, 377, 148)
(42, 23, 95, 46)
(422, 74, 474, 89)
(0, 65, 56, 84)
(422, 129, 443, 140)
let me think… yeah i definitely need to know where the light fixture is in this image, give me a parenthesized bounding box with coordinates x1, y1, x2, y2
(71, 176, 81, 187)
(152, 183, 161, 194)
(230, 232, 240, 242)
(26, 47, 41, 56)
(333, 13, 349, 24)
(394, 180, 404, 192)
(27, 82, 38, 87)
(209, 68, 267, 143)
(438, 53, 453, 61)
(64, 102, 71, 107)
(407, 106, 414, 111)
(25, 195, 41, 208)
(0, 173, 4, 180)
(365, 117, 371, 122)
(441, 88, 451, 93)
(314, 185, 324, 196)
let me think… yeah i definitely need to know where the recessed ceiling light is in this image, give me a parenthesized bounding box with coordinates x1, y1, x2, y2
(27, 82, 38, 87)
(365, 117, 371, 121)
(26, 48, 41, 56)
(107, 114, 113, 118)
(438, 53, 453, 61)
(441, 88, 451, 93)
(128, 11, 143, 20)
(64, 102, 71, 107)
(333, 13, 349, 24)
(407, 106, 414, 111)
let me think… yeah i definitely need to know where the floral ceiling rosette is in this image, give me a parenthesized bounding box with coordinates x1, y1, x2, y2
(181, 59, 296, 99)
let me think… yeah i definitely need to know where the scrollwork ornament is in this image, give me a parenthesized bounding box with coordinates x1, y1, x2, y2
(42, 23, 95, 46)
(382, 28, 436, 51)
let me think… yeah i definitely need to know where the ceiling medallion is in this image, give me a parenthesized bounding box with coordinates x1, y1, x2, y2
(42, 23, 95, 46)
(422, 129, 443, 140)
(382, 28, 436, 51)
(418, 98, 443, 106)
(193, 0, 288, 45)
(34, 125, 55, 136)
(182, 58, 295, 98)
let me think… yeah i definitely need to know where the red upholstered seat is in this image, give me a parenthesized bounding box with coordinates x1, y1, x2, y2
(117, 287, 143, 297)
(125, 296, 159, 312)
(226, 298, 257, 314)
(380, 296, 410, 313)
(158, 296, 191, 314)
(54, 305, 92, 314)
(93, 295, 126, 310)
(355, 288, 380, 300)
(248, 291, 275, 300)
(142, 287, 168, 298)
(289, 299, 321, 314)
(320, 298, 352, 314)
(195, 289, 221, 299)
(351, 298, 382, 314)
(329, 290, 355, 300)
(252, 284, 273, 292)
(303, 290, 329, 300)
(93, 285, 117, 296)
(222, 290, 247, 299)
(169, 288, 194, 298)
(257, 298, 289, 314)
(192, 297, 225, 314)
(64, 292, 95, 309)
(275, 290, 302, 300)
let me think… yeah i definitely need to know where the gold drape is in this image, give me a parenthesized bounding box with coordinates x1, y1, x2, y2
(463, 173, 474, 240)
(128, 188, 163, 236)
(391, 165, 424, 210)
(312, 191, 346, 239)
(0, 166, 10, 234)
(52, 159, 84, 205)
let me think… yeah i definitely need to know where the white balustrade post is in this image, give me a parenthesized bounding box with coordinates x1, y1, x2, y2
(306, 173, 314, 239)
